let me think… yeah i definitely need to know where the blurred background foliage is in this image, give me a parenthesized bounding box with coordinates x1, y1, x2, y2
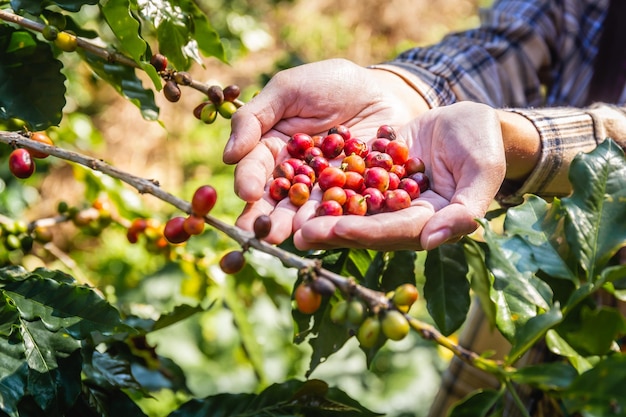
(0, 0, 491, 415)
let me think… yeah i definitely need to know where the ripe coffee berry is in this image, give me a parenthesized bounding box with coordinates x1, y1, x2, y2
(288, 182, 310, 207)
(163, 216, 190, 244)
(207, 85, 224, 105)
(183, 215, 205, 235)
(191, 185, 217, 217)
(320, 133, 345, 159)
(328, 124, 351, 141)
(253, 215, 272, 239)
(219, 250, 246, 274)
(294, 283, 322, 314)
(287, 133, 314, 159)
(28, 132, 54, 159)
(315, 200, 343, 217)
(222, 84, 241, 102)
(9, 149, 35, 179)
(163, 80, 182, 102)
(376, 124, 397, 140)
(309, 277, 336, 296)
(150, 53, 168, 72)
(269, 177, 291, 201)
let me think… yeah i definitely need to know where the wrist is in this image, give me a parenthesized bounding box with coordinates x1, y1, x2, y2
(368, 65, 430, 116)
(497, 109, 541, 181)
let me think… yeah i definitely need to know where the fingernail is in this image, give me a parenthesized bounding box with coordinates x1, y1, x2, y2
(425, 228, 452, 250)
(224, 134, 235, 155)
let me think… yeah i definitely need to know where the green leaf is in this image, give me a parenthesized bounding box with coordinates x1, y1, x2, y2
(82, 350, 142, 391)
(156, 19, 190, 70)
(188, 4, 226, 63)
(463, 239, 497, 329)
(100, 0, 147, 62)
(0, 27, 66, 130)
(0, 267, 134, 339)
(0, 334, 28, 417)
(545, 330, 593, 374)
(11, 0, 98, 14)
(504, 196, 576, 281)
(447, 389, 503, 417)
(556, 305, 626, 356)
(510, 362, 578, 391)
(168, 379, 382, 417)
(80, 50, 159, 121)
(561, 354, 626, 416)
(381, 250, 417, 292)
(345, 249, 376, 281)
(479, 220, 553, 341)
(562, 139, 626, 279)
(151, 303, 208, 331)
(506, 305, 562, 364)
(424, 243, 470, 336)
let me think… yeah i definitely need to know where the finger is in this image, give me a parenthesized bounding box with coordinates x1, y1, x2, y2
(224, 92, 287, 164)
(420, 203, 481, 250)
(233, 140, 282, 202)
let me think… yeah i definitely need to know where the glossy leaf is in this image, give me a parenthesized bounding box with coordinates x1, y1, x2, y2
(545, 330, 593, 374)
(562, 139, 626, 279)
(168, 379, 381, 417)
(424, 242, 470, 336)
(561, 354, 626, 416)
(381, 250, 417, 292)
(479, 219, 553, 341)
(10, 0, 97, 14)
(463, 239, 496, 329)
(0, 266, 134, 339)
(0, 28, 66, 130)
(447, 389, 503, 417)
(80, 51, 159, 121)
(511, 361, 578, 391)
(506, 304, 562, 365)
(0, 333, 28, 417)
(82, 350, 142, 391)
(503, 196, 576, 281)
(100, 0, 147, 62)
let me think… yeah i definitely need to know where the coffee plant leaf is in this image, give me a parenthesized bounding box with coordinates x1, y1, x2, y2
(478, 219, 553, 341)
(510, 361, 578, 391)
(505, 303, 562, 364)
(167, 379, 380, 417)
(423, 242, 470, 336)
(463, 239, 497, 329)
(554, 304, 626, 357)
(562, 138, 626, 280)
(544, 329, 594, 374)
(560, 353, 626, 416)
(381, 250, 417, 292)
(0, 266, 135, 340)
(503, 195, 577, 282)
(10, 0, 97, 14)
(100, 0, 146, 63)
(447, 388, 503, 417)
(81, 50, 159, 121)
(0, 27, 66, 130)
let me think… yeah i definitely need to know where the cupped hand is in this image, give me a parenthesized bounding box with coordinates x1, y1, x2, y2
(225, 58, 428, 242)
(289, 101, 507, 251)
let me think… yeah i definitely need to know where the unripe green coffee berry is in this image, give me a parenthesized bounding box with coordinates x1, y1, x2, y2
(217, 101, 237, 119)
(346, 300, 366, 326)
(200, 103, 218, 124)
(391, 283, 419, 309)
(381, 310, 410, 341)
(42, 25, 59, 41)
(330, 300, 348, 324)
(6, 234, 21, 250)
(357, 316, 381, 348)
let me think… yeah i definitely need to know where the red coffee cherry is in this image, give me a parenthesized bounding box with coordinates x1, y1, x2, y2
(365, 152, 393, 171)
(405, 157, 426, 175)
(343, 171, 365, 192)
(222, 84, 241, 102)
(273, 161, 295, 181)
(376, 124, 397, 140)
(371, 138, 390, 153)
(384, 189, 411, 212)
(163, 216, 190, 244)
(343, 138, 369, 158)
(322, 186, 348, 206)
(219, 250, 246, 274)
(362, 187, 385, 214)
(191, 185, 217, 217)
(308, 155, 330, 178)
(342, 154, 366, 174)
(409, 172, 431, 193)
(385, 141, 410, 165)
(344, 193, 367, 216)
(320, 133, 345, 159)
(207, 85, 224, 105)
(269, 177, 291, 201)
(183, 215, 205, 235)
(288, 182, 310, 207)
(315, 200, 343, 217)
(318, 167, 346, 191)
(328, 124, 351, 141)
(253, 214, 272, 239)
(9, 149, 35, 179)
(294, 283, 322, 314)
(150, 53, 168, 72)
(163, 80, 182, 102)
(310, 277, 336, 296)
(363, 167, 390, 193)
(399, 178, 421, 200)
(28, 132, 54, 159)
(287, 133, 314, 159)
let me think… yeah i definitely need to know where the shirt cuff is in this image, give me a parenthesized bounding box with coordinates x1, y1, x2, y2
(497, 108, 597, 205)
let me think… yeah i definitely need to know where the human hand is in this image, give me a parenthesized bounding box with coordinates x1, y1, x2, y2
(224, 59, 428, 240)
(261, 101, 506, 251)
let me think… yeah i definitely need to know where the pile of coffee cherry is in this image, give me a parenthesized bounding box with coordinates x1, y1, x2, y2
(268, 124, 429, 216)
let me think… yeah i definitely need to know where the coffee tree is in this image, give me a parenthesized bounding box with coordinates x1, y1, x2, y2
(1, 0, 626, 416)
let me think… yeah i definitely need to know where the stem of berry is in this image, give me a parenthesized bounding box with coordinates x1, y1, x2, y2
(0, 130, 513, 379)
